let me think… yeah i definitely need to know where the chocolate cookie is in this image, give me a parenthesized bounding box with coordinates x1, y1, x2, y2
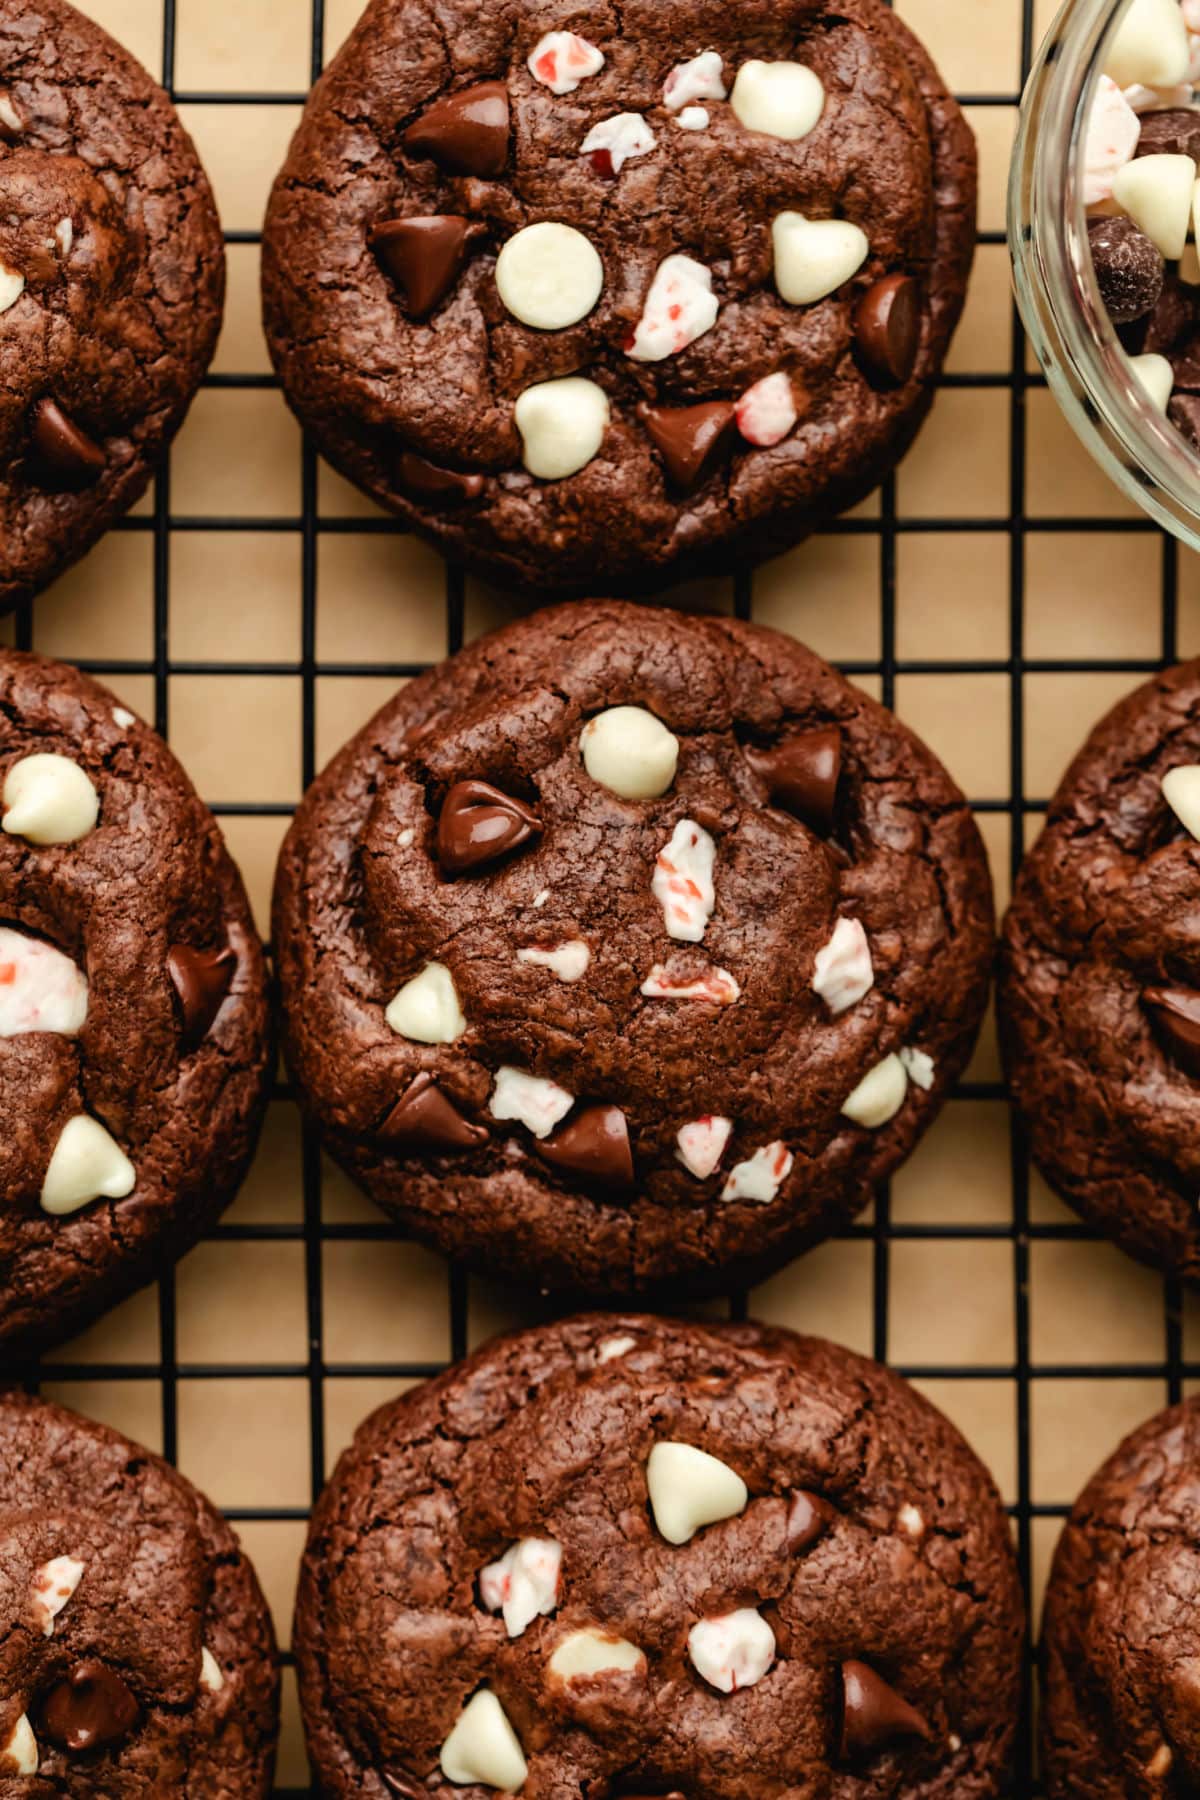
(0, 650, 271, 1353)
(261, 0, 976, 595)
(273, 601, 994, 1297)
(0, 0, 224, 612)
(1000, 660, 1200, 1284)
(295, 1314, 1024, 1797)
(0, 1388, 278, 1790)
(1040, 1394, 1200, 1795)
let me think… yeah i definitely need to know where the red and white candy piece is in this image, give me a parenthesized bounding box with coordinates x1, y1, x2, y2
(549, 1629, 644, 1679)
(31, 1556, 84, 1637)
(440, 1689, 528, 1791)
(581, 112, 656, 177)
(479, 1537, 562, 1638)
(1112, 152, 1196, 257)
(496, 222, 604, 329)
(773, 213, 869, 306)
(580, 706, 679, 799)
(1163, 764, 1200, 837)
(0, 927, 88, 1038)
(518, 941, 591, 982)
(736, 373, 798, 447)
(812, 916, 874, 1015)
(626, 254, 719, 361)
(385, 962, 466, 1044)
(0, 262, 24, 314)
(641, 965, 740, 1004)
(515, 376, 610, 480)
(900, 1045, 935, 1091)
(841, 1053, 908, 1129)
(688, 1607, 776, 1693)
(646, 1440, 747, 1544)
(664, 50, 727, 111)
(1104, 0, 1190, 89)
(720, 1140, 793, 1203)
(730, 59, 824, 141)
(0, 1715, 37, 1776)
(528, 30, 605, 94)
(676, 107, 709, 130)
(41, 1114, 135, 1217)
(676, 1115, 733, 1180)
(2, 753, 99, 845)
(652, 820, 716, 944)
(1083, 75, 1141, 204)
(489, 1066, 574, 1139)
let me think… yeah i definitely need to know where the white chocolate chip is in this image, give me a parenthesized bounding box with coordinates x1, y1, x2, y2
(518, 941, 591, 982)
(1131, 350, 1175, 411)
(0, 1715, 37, 1777)
(597, 1333, 637, 1362)
(200, 1647, 225, 1692)
(1146, 1742, 1174, 1778)
(549, 1629, 644, 1679)
(1083, 75, 1142, 204)
(736, 372, 798, 447)
(580, 706, 679, 799)
(1164, 764, 1200, 837)
(397, 827, 415, 848)
(812, 917, 873, 1015)
(641, 964, 740, 1004)
(664, 49, 727, 110)
(899, 1046, 936, 1091)
(581, 112, 656, 175)
(687, 1608, 776, 1693)
(652, 820, 716, 944)
(41, 1114, 135, 1216)
(731, 59, 824, 141)
(677, 106, 710, 130)
(772, 212, 869, 307)
(841, 1053, 908, 1129)
(532, 888, 550, 908)
(31, 1555, 84, 1636)
(1112, 152, 1196, 256)
(720, 1140, 793, 1203)
(54, 217, 73, 259)
(626, 254, 719, 361)
(646, 1441, 747, 1544)
(528, 30, 605, 94)
(676, 1116, 733, 1180)
(1105, 0, 1190, 89)
(0, 927, 88, 1038)
(479, 1537, 562, 1638)
(515, 376, 610, 480)
(111, 707, 135, 728)
(897, 1503, 925, 1539)
(3, 753, 99, 846)
(496, 222, 604, 330)
(440, 1689, 528, 1791)
(0, 94, 23, 136)
(489, 1066, 574, 1139)
(0, 263, 24, 314)
(385, 962, 466, 1044)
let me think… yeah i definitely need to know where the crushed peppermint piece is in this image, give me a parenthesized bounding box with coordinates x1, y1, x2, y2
(0, 927, 88, 1039)
(518, 940, 591, 982)
(31, 1556, 85, 1637)
(489, 1066, 574, 1139)
(532, 888, 550, 908)
(676, 105, 710, 129)
(581, 112, 656, 177)
(676, 1116, 734, 1179)
(641, 964, 739, 1004)
(664, 49, 727, 111)
(598, 1334, 637, 1361)
(626, 255, 719, 362)
(652, 819, 716, 943)
(1083, 74, 1141, 205)
(736, 372, 798, 447)
(720, 1140, 793, 1203)
(688, 1608, 775, 1693)
(529, 31, 605, 95)
(397, 827, 415, 847)
(479, 1537, 562, 1636)
(812, 917, 874, 1015)
(899, 1045, 936, 1090)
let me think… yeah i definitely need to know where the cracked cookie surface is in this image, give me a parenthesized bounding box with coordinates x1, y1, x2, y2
(295, 1314, 1024, 1798)
(0, 1387, 278, 1792)
(272, 601, 994, 1298)
(261, 0, 976, 595)
(0, 0, 224, 612)
(0, 650, 272, 1354)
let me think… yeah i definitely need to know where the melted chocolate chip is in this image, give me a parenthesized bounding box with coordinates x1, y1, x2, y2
(786, 1488, 833, 1552)
(379, 1073, 489, 1150)
(744, 729, 842, 832)
(372, 215, 474, 319)
(537, 1105, 634, 1189)
(404, 82, 510, 177)
(854, 275, 920, 387)
(41, 1661, 140, 1754)
(167, 944, 236, 1050)
(29, 399, 106, 491)
(1143, 986, 1200, 1076)
(437, 779, 542, 875)
(399, 451, 485, 507)
(839, 1660, 930, 1762)
(640, 401, 736, 493)
(1089, 216, 1164, 327)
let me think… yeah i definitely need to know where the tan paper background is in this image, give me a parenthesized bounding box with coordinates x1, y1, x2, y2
(8, 0, 1194, 1789)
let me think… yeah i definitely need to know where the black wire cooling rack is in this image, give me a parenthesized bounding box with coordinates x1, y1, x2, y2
(11, 0, 1195, 1790)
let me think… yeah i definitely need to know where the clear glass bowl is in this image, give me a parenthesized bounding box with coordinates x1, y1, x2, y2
(1011, 0, 1200, 543)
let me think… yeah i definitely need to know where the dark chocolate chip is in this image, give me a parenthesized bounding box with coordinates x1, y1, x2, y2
(29, 399, 106, 491)
(437, 778, 541, 875)
(404, 82, 510, 177)
(786, 1488, 833, 1552)
(371, 215, 474, 319)
(378, 1073, 489, 1150)
(399, 451, 485, 507)
(744, 728, 842, 832)
(166, 944, 236, 1050)
(536, 1105, 634, 1189)
(1089, 217, 1166, 327)
(854, 275, 920, 386)
(41, 1661, 140, 1754)
(839, 1660, 930, 1762)
(640, 401, 736, 493)
(1143, 986, 1200, 1076)
(1137, 108, 1200, 161)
